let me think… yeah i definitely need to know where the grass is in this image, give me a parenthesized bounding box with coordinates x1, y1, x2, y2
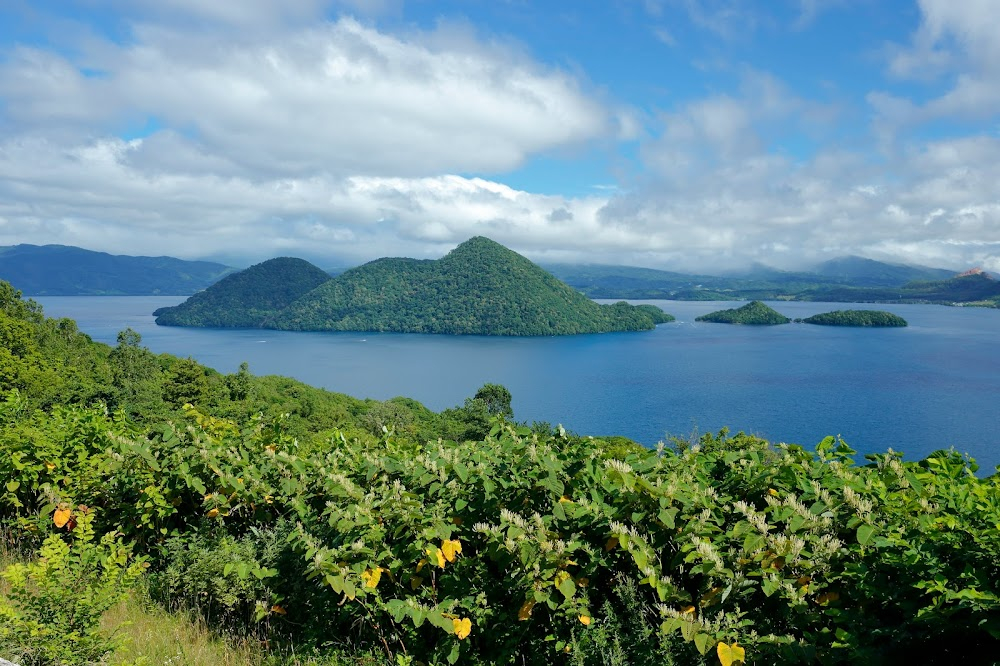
(103, 594, 259, 666)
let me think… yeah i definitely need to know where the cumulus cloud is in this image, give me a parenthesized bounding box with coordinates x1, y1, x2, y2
(882, 0, 1000, 123)
(0, 17, 607, 178)
(0, 1, 998, 274)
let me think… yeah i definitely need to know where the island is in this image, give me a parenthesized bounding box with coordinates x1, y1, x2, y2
(154, 237, 674, 336)
(799, 310, 908, 327)
(695, 300, 790, 325)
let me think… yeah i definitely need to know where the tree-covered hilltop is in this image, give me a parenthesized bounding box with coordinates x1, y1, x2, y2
(695, 300, 791, 325)
(272, 237, 673, 334)
(801, 310, 908, 327)
(157, 237, 674, 335)
(3, 281, 999, 666)
(154, 257, 333, 328)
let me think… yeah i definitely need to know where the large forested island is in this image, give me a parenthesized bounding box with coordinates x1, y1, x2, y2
(154, 237, 674, 335)
(695, 300, 791, 325)
(801, 309, 908, 327)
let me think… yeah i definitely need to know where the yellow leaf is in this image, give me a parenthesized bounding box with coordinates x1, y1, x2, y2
(416, 558, 427, 573)
(45, 462, 55, 472)
(53, 507, 71, 529)
(554, 571, 571, 587)
(453, 617, 472, 640)
(270, 604, 287, 615)
(518, 600, 535, 621)
(441, 539, 462, 563)
(768, 488, 778, 496)
(426, 546, 446, 568)
(681, 605, 696, 615)
(361, 568, 382, 589)
(816, 591, 840, 605)
(559, 496, 574, 503)
(605, 537, 619, 551)
(410, 576, 423, 590)
(579, 615, 592, 626)
(207, 508, 220, 518)
(717, 641, 746, 666)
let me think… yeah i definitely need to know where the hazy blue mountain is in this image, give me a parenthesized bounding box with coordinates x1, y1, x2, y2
(0, 244, 234, 295)
(811, 256, 956, 287)
(545, 256, 987, 303)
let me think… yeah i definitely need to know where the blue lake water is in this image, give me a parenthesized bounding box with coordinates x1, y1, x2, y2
(35, 296, 1000, 470)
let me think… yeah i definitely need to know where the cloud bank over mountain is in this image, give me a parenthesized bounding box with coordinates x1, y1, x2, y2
(0, 0, 997, 271)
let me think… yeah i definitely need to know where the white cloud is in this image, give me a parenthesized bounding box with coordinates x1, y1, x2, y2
(0, 17, 607, 178)
(882, 0, 1000, 123)
(1, 126, 998, 272)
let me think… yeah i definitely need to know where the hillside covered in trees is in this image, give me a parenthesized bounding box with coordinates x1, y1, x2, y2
(153, 257, 333, 328)
(156, 237, 674, 336)
(696, 301, 791, 325)
(801, 310, 908, 327)
(2, 280, 999, 666)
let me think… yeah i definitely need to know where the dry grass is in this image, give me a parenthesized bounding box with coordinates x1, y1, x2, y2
(2, 532, 390, 666)
(103, 594, 259, 666)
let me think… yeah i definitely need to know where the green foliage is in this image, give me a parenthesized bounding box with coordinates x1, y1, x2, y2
(156, 237, 674, 336)
(0, 510, 146, 666)
(473, 383, 513, 419)
(800, 310, 908, 327)
(155, 257, 332, 327)
(2, 281, 999, 665)
(696, 301, 791, 325)
(109, 329, 163, 417)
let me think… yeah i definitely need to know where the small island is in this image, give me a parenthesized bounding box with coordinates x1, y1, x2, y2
(155, 237, 674, 336)
(799, 309, 908, 327)
(695, 300, 791, 325)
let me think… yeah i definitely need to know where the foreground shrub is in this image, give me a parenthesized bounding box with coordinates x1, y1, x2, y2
(0, 509, 145, 665)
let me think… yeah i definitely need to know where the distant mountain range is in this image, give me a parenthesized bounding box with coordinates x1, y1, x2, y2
(544, 256, 999, 305)
(0, 244, 234, 296)
(3, 242, 997, 308)
(154, 237, 674, 336)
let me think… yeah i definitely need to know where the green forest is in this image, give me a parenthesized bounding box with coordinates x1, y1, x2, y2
(155, 237, 674, 336)
(695, 301, 791, 325)
(800, 311, 908, 327)
(2, 281, 999, 665)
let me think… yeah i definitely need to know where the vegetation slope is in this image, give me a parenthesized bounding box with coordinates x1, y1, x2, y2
(696, 301, 791, 325)
(154, 258, 333, 328)
(158, 237, 674, 335)
(801, 310, 908, 327)
(1, 281, 999, 665)
(0, 244, 233, 296)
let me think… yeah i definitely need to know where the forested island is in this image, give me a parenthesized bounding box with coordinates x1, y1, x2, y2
(2, 280, 999, 665)
(800, 310, 908, 327)
(695, 300, 791, 325)
(155, 237, 674, 336)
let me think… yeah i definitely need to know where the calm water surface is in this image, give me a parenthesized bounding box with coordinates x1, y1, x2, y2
(36, 297, 1000, 470)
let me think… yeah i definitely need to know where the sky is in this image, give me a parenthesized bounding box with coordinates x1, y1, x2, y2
(0, 0, 998, 272)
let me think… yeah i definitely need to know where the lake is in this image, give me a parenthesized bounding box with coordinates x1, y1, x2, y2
(35, 296, 1000, 470)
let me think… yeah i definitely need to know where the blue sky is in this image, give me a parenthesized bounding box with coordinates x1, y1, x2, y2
(0, 0, 997, 271)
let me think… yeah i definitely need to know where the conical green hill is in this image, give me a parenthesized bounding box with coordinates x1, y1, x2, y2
(154, 257, 332, 328)
(695, 300, 790, 325)
(269, 236, 673, 335)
